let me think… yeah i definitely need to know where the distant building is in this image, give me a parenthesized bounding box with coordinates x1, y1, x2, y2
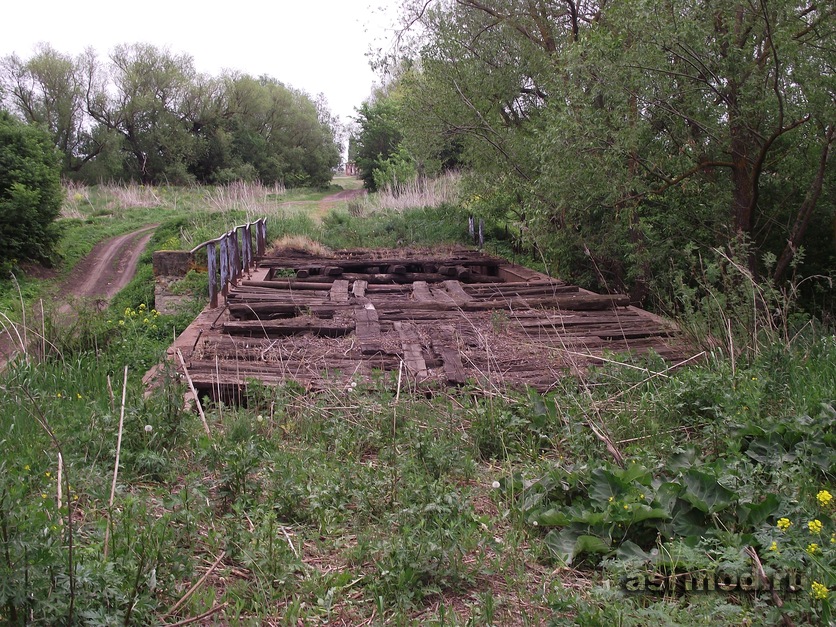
(344, 161, 358, 176)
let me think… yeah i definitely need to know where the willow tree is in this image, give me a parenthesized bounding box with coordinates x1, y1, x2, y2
(394, 0, 835, 295)
(1, 45, 95, 172)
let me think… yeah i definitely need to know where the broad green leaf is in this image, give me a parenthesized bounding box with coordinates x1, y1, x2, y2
(737, 494, 780, 527)
(616, 540, 652, 564)
(589, 468, 628, 504)
(533, 508, 570, 526)
(681, 469, 735, 514)
(628, 505, 670, 524)
(544, 529, 610, 565)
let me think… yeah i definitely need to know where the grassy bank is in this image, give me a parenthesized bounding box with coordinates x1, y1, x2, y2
(0, 179, 833, 625)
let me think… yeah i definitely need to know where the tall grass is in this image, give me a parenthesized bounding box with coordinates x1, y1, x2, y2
(2, 179, 833, 625)
(357, 171, 462, 214)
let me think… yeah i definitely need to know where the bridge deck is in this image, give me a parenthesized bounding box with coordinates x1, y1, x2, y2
(163, 247, 690, 399)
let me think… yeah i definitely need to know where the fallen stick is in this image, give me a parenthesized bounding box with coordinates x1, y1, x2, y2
(176, 349, 212, 437)
(104, 365, 128, 560)
(162, 551, 227, 618)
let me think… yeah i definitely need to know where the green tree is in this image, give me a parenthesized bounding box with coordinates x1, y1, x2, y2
(351, 95, 405, 191)
(0, 111, 63, 264)
(393, 0, 835, 297)
(84, 43, 199, 183)
(1, 44, 97, 173)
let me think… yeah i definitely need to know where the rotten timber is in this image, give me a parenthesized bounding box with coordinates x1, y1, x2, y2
(163, 247, 689, 398)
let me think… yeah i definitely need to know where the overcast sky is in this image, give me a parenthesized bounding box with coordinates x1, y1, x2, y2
(2, 0, 400, 128)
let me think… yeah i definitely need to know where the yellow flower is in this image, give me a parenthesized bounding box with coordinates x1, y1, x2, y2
(76, 393, 82, 400)
(56, 393, 62, 398)
(817, 490, 833, 507)
(809, 519, 823, 534)
(143, 318, 149, 324)
(768, 541, 779, 551)
(139, 303, 146, 310)
(45, 472, 50, 478)
(23, 464, 30, 471)
(806, 543, 820, 555)
(623, 504, 629, 510)
(40, 493, 47, 499)
(811, 581, 829, 601)
(608, 496, 614, 503)
(119, 320, 125, 326)
(639, 494, 645, 500)
(777, 517, 792, 531)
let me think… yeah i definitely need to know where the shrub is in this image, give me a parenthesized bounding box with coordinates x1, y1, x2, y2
(0, 111, 64, 265)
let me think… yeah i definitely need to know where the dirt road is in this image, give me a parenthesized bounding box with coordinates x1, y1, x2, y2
(58, 225, 157, 313)
(0, 225, 157, 368)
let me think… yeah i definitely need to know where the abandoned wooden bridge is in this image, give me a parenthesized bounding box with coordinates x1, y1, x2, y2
(159, 242, 689, 399)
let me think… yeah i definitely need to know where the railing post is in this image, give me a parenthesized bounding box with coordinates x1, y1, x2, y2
(244, 224, 253, 269)
(207, 241, 218, 308)
(256, 219, 266, 256)
(232, 229, 242, 283)
(220, 236, 229, 298)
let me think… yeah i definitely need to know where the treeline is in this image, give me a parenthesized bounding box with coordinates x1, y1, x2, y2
(352, 0, 835, 305)
(1, 43, 341, 187)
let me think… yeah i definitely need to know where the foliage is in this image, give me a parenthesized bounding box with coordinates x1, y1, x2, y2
(350, 96, 404, 192)
(1, 44, 341, 187)
(390, 0, 836, 301)
(0, 111, 64, 265)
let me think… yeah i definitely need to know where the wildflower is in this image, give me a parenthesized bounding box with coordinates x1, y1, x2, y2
(777, 517, 792, 531)
(831, 533, 836, 544)
(608, 496, 614, 503)
(139, 303, 146, 311)
(491, 481, 501, 489)
(143, 318, 149, 324)
(623, 505, 629, 510)
(817, 490, 833, 507)
(41, 493, 47, 499)
(45, 472, 50, 478)
(751, 376, 757, 381)
(119, 320, 125, 326)
(809, 519, 823, 534)
(144, 425, 153, 433)
(768, 541, 779, 552)
(811, 581, 829, 601)
(56, 393, 62, 398)
(124, 307, 131, 317)
(639, 494, 645, 500)
(532, 520, 538, 526)
(806, 543, 820, 555)
(76, 393, 82, 400)
(24, 464, 30, 471)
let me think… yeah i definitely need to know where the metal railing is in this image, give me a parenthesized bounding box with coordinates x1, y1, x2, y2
(191, 218, 268, 308)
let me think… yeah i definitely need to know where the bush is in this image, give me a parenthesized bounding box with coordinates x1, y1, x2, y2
(0, 111, 64, 265)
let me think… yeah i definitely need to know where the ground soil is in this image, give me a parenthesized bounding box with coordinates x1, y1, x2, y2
(0, 225, 157, 368)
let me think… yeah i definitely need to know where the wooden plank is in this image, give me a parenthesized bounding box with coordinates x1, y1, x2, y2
(352, 280, 368, 299)
(222, 319, 353, 338)
(430, 325, 467, 385)
(243, 279, 338, 290)
(395, 321, 428, 379)
(355, 304, 382, 354)
(442, 280, 473, 306)
(329, 280, 350, 303)
(259, 255, 502, 270)
(228, 303, 340, 319)
(429, 286, 458, 307)
(412, 281, 433, 302)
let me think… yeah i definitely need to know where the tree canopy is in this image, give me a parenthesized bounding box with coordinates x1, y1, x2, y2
(377, 0, 835, 297)
(1, 44, 342, 187)
(0, 110, 63, 265)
